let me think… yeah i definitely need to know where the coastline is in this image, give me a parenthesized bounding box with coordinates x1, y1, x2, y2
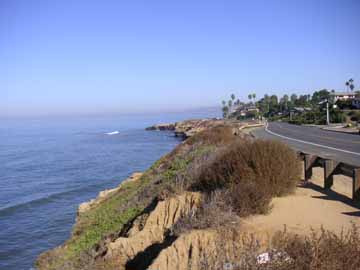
(36, 118, 253, 269)
(36, 118, 360, 270)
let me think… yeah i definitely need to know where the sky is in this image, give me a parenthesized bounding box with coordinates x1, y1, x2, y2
(1, 0, 360, 117)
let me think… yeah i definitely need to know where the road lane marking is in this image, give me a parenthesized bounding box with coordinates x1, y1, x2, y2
(270, 122, 360, 145)
(265, 122, 360, 157)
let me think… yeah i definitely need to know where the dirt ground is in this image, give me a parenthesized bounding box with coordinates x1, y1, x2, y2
(243, 167, 360, 235)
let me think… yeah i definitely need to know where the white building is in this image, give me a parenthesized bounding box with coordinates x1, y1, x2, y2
(330, 92, 356, 102)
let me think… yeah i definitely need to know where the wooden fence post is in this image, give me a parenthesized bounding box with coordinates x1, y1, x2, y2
(304, 154, 317, 182)
(324, 159, 335, 189)
(353, 168, 360, 201)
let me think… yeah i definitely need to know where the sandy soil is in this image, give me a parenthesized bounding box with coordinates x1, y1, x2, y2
(243, 167, 360, 235)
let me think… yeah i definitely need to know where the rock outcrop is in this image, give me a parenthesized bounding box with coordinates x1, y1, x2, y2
(145, 123, 176, 131)
(98, 192, 202, 269)
(149, 230, 219, 270)
(146, 118, 265, 138)
(146, 118, 250, 138)
(148, 227, 273, 270)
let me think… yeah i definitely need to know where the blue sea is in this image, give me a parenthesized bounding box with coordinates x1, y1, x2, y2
(0, 109, 219, 270)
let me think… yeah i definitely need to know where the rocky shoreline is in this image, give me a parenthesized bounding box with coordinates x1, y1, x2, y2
(146, 118, 263, 138)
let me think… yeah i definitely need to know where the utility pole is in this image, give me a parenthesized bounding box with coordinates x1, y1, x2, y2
(326, 100, 330, 125)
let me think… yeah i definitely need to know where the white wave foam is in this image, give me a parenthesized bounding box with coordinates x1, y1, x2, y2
(105, 131, 120, 135)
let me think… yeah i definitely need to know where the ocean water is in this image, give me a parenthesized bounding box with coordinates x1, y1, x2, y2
(0, 109, 219, 270)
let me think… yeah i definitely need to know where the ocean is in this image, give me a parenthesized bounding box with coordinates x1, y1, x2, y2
(0, 109, 219, 270)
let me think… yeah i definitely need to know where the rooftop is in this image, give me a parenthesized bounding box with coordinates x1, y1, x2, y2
(330, 92, 356, 96)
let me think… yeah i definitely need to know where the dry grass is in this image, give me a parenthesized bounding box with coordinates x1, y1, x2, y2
(172, 190, 240, 235)
(197, 225, 360, 270)
(185, 125, 243, 146)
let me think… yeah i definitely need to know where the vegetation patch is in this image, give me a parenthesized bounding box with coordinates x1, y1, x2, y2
(174, 139, 301, 232)
(197, 225, 360, 270)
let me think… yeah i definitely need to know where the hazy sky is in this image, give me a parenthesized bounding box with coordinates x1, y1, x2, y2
(1, 0, 359, 117)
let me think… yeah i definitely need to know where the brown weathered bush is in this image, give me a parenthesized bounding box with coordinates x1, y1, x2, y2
(171, 190, 240, 235)
(193, 139, 301, 197)
(188, 139, 300, 217)
(272, 225, 360, 270)
(173, 139, 301, 235)
(185, 125, 243, 146)
(226, 180, 272, 216)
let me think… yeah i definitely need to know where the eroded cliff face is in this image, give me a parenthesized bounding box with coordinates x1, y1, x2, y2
(149, 229, 219, 270)
(99, 192, 202, 269)
(148, 227, 272, 270)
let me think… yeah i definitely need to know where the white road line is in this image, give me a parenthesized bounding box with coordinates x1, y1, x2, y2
(265, 122, 360, 157)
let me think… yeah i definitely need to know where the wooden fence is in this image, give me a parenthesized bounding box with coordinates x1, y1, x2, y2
(298, 152, 360, 201)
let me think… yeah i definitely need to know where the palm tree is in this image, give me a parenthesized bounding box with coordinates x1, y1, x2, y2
(252, 93, 256, 101)
(349, 78, 355, 92)
(222, 106, 229, 119)
(345, 80, 350, 92)
(248, 94, 252, 103)
(231, 94, 236, 101)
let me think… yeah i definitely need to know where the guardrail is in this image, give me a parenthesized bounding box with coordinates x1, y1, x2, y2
(298, 152, 360, 201)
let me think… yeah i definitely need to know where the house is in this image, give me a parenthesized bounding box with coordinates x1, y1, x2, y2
(293, 107, 312, 113)
(330, 92, 356, 102)
(233, 105, 259, 118)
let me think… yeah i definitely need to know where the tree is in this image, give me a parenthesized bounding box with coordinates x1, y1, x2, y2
(269, 95, 279, 112)
(231, 94, 236, 101)
(349, 78, 355, 92)
(248, 94, 252, 103)
(222, 106, 229, 118)
(312, 89, 330, 104)
(252, 93, 256, 101)
(283, 94, 289, 110)
(290, 94, 297, 105)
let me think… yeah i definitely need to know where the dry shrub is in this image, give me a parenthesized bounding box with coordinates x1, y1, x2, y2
(174, 139, 301, 234)
(226, 180, 272, 216)
(197, 225, 360, 270)
(271, 225, 360, 270)
(185, 125, 241, 146)
(192, 139, 301, 210)
(171, 190, 239, 235)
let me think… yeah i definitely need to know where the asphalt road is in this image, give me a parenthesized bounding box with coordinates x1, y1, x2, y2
(252, 122, 360, 167)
